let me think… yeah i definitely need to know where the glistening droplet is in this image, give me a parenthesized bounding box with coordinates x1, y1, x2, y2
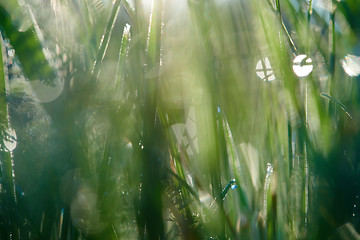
(4, 128, 17, 152)
(256, 57, 275, 81)
(341, 55, 360, 77)
(293, 54, 313, 77)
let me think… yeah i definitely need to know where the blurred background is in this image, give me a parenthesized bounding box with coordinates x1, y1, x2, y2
(0, 0, 360, 239)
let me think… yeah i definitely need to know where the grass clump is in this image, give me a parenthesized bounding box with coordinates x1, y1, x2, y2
(0, 0, 360, 239)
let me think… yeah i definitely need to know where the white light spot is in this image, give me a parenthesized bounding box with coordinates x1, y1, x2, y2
(186, 174, 194, 187)
(7, 49, 15, 57)
(239, 143, 260, 190)
(29, 79, 64, 103)
(341, 55, 360, 77)
(4, 128, 17, 152)
(123, 23, 131, 37)
(199, 191, 212, 207)
(230, 181, 237, 189)
(256, 57, 275, 81)
(293, 54, 313, 77)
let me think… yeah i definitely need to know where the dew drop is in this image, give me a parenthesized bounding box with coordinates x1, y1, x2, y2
(4, 128, 17, 152)
(262, 163, 274, 219)
(341, 54, 360, 77)
(256, 57, 275, 81)
(7, 49, 15, 57)
(230, 178, 237, 190)
(123, 23, 131, 37)
(266, 162, 274, 174)
(293, 54, 313, 77)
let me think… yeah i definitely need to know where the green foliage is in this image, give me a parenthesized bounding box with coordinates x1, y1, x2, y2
(0, 0, 359, 239)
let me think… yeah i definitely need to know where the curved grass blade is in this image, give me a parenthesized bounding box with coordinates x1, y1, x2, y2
(276, 0, 298, 53)
(320, 93, 352, 119)
(167, 169, 201, 203)
(219, 178, 237, 200)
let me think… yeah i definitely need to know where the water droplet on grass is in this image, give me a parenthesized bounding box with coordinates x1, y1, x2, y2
(220, 179, 237, 200)
(4, 128, 17, 152)
(266, 162, 274, 174)
(256, 57, 275, 81)
(341, 55, 360, 77)
(293, 54, 313, 77)
(7, 49, 15, 57)
(262, 163, 274, 219)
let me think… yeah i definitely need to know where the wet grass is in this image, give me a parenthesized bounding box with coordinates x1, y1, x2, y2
(0, 0, 360, 239)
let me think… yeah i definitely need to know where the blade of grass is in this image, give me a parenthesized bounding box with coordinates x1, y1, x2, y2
(320, 93, 352, 119)
(0, 34, 19, 240)
(140, 0, 165, 239)
(91, 0, 122, 79)
(0, 5, 56, 83)
(275, 0, 298, 53)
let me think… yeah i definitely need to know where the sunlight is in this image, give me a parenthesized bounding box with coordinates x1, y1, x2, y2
(4, 128, 17, 152)
(256, 57, 275, 81)
(341, 54, 360, 77)
(0, 0, 359, 238)
(293, 54, 313, 77)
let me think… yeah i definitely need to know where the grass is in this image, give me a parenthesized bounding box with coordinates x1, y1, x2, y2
(0, 0, 360, 239)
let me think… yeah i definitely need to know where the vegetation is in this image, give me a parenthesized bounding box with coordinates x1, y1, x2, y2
(0, 0, 360, 239)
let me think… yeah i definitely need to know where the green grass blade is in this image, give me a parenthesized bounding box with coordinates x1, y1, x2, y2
(0, 4, 56, 83)
(320, 93, 352, 119)
(91, 0, 122, 79)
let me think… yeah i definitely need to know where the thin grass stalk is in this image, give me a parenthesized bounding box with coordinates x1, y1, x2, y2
(95, 17, 133, 240)
(0, 35, 19, 240)
(186, 2, 230, 238)
(139, 0, 165, 238)
(114, 24, 131, 95)
(91, 0, 122, 79)
(156, 108, 188, 198)
(157, 107, 205, 239)
(302, 0, 315, 229)
(329, 10, 336, 104)
(221, 113, 250, 215)
(262, 0, 311, 237)
(275, 0, 298, 54)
